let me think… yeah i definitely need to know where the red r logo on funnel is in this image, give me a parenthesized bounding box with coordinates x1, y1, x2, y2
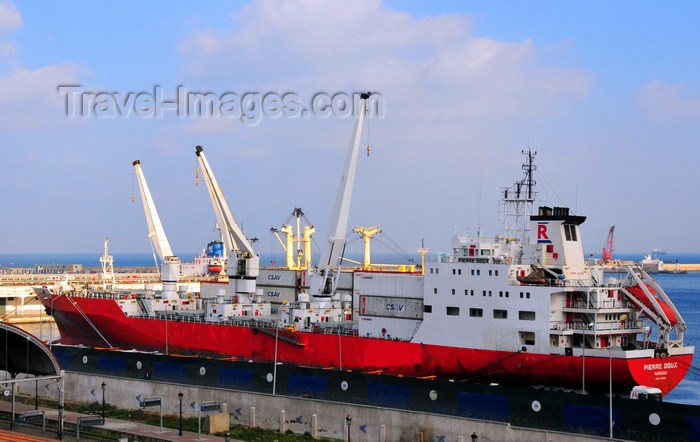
(537, 223, 552, 244)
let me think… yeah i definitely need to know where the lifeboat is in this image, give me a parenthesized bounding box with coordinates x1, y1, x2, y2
(207, 264, 223, 274)
(625, 282, 677, 326)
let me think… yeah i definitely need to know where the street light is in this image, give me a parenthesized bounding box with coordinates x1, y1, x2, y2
(101, 382, 106, 421)
(178, 392, 183, 436)
(345, 415, 352, 442)
(582, 322, 594, 394)
(273, 318, 279, 395)
(609, 314, 627, 440)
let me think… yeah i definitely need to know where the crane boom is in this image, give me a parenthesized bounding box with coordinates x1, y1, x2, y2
(195, 146, 259, 280)
(133, 160, 174, 260)
(602, 226, 615, 262)
(311, 92, 370, 300)
(132, 160, 179, 302)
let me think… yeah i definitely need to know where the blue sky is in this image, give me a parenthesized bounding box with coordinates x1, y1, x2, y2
(1, 1, 699, 258)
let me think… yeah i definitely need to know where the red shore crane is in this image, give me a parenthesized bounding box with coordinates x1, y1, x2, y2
(602, 226, 615, 262)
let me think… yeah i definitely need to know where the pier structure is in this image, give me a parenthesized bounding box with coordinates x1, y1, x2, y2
(8, 346, 700, 441)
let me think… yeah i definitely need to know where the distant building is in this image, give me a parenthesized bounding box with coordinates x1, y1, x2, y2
(34, 264, 83, 274)
(0, 267, 33, 275)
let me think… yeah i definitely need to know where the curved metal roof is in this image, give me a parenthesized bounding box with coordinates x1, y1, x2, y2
(0, 322, 61, 377)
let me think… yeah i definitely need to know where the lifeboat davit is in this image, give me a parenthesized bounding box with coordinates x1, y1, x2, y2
(625, 282, 678, 326)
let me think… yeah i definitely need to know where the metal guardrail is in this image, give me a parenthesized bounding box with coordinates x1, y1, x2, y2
(550, 320, 645, 332)
(562, 300, 634, 310)
(76, 415, 103, 440)
(18, 410, 46, 436)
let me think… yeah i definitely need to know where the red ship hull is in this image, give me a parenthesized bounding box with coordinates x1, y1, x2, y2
(40, 293, 692, 395)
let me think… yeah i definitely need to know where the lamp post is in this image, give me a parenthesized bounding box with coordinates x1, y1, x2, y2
(609, 314, 626, 440)
(273, 314, 279, 395)
(582, 322, 594, 394)
(178, 392, 183, 436)
(101, 382, 106, 422)
(345, 415, 352, 442)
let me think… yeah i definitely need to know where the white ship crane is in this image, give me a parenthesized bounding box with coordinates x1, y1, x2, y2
(309, 92, 371, 304)
(195, 146, 259, 296)
(132, 160, 180, 302)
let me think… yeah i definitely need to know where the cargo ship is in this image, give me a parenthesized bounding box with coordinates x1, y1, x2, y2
(35, 94, 693, 395)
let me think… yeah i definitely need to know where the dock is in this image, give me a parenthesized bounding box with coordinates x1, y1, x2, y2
(663, 263, 700, 272)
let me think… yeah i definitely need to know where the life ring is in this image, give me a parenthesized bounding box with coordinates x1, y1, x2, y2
(507, 257, 512, 264)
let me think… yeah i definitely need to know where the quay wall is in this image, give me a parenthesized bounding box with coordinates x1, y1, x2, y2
(663, 263, 700, 272)
(18, 371, 611, 442)
(11, 346, 700, 441)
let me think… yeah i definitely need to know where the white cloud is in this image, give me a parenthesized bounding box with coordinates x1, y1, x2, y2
(0, 62, 89, 129)
(177, 0, 592, 128)
(0, 1, 90, 129)
(0, 40, 15, 56)
(636, 80, 700, 122)
(0, 0, 21, 34)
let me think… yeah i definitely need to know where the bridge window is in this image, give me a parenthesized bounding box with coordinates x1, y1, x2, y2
(446, 306, 460, 316)
(469, 308, 483, 317)
(494, 309, 508, 319)
(564, 224, 578, 241)
(519, 311, 536, 321)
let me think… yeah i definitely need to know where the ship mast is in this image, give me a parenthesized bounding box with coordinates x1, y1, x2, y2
(132, 160, 180, 301)
(270, 208, 315, 270)
(353, 226, 381, 270)
(310, 93, 371, 302)
(500, 148, 537, 243)
(99, 237, 116, 288)
(195, 146, 259, 294)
